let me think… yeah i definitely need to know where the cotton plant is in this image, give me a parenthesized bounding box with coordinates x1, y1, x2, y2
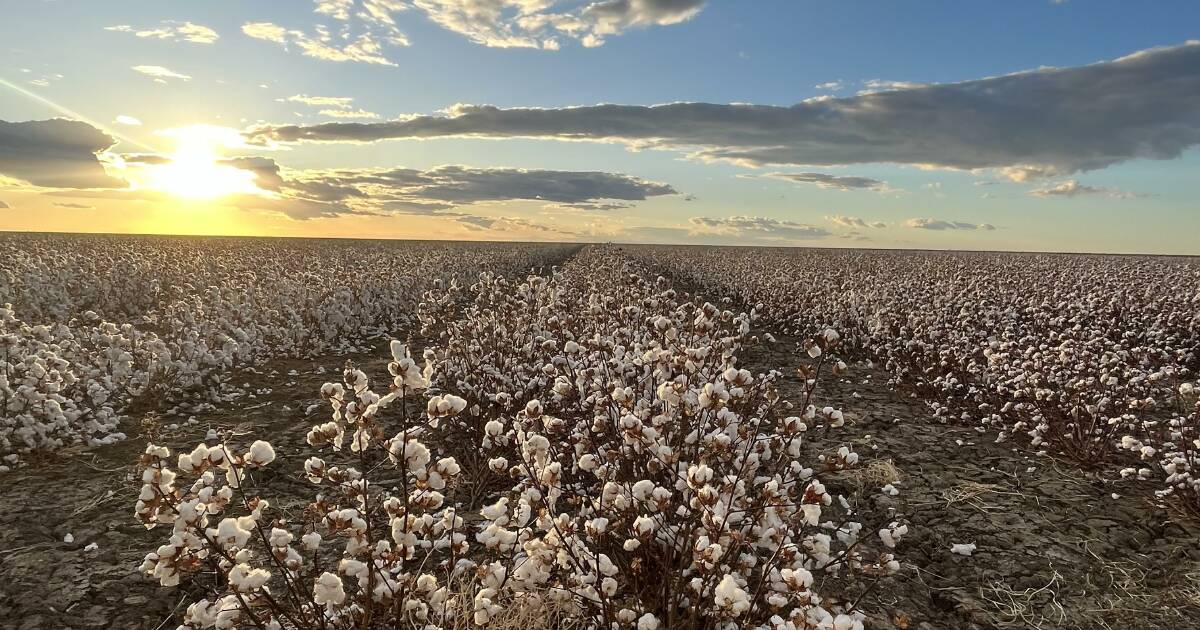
(413, 248, 898, 628)
(133, 246, 902, 629)
(135, 354, 477, 629)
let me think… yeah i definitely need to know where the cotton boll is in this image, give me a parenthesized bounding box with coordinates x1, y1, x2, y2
(713, 574, 750, 616)
(245, 440, 275, 467)
(950, 542, 976, 556)
(313, 571, 346, 606)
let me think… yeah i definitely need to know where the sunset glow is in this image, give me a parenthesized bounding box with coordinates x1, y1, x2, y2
(139, 125, 264, 200)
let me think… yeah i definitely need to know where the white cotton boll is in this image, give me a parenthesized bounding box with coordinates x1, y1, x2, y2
(228, 563, 271, 591)
(807, 345, 822, 359)
(63, 533, 74, 544)
(245, 440, 275, 467)
(632, 479, 655, 501)
(83, 542, 99, 552)
(950, 542, 976, 556)
(302, 532, 322, 551)
(713, 574, 750, 616)
(833, 614, 861, 630)
(484, 420, 504, 437)
(314, 571, 346, 606)
(638, 613, 660, 630)
(269, 528, 292, 547)
(623, 538, 641, 551)
(1181, 382, 1195, 396)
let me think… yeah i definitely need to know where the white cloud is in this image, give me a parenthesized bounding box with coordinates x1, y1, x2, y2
(1028, 179, 1140, 199)
(904, 218, 996, 231)
(407, 0, 705, 49)
(826, 215, 886, 229)
(106, 21, 219, 44)
(286, 94, 357, 108)
(319, 108, 381, 120)
(114, 115, 143, 126)
(242, 21, 401, 65)
(688, 215, 830, 241)
(284, 94, 380, 120)
(132, 65, 191, 81)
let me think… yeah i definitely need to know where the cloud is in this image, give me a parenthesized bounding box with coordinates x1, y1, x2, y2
(826, 215, 886, 229)
(765, 172, 888, 192)
(0, 119, 124, 188)
(286, 94, 357, 108)
(273, 163, 678, 219)
(408, 0, 705, 49)
(857, 79, 926, 95)
(132, 65, 191, 81)
(52, 202, 95, 209)
(320, 108, 380, 119)
(243, 3, 410, 66)
(904, 217, 996, 231)
(1028, 179, 1140, 199)
(814, 80, 844, 91)
(283, 94, 380, 119)
(248, 42, 1200, 178)
(688, 215, 830, 241)
(114, 115, 143, 126)
(106, 21, 219, 44)
(456, 214, 566, 234)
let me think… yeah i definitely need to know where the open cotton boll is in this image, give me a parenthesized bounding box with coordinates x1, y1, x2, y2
(713, 574, 751, 616)
(313, 571, 346, 606)
(245, 440, 275, 467)
(950, 542, 976, 556)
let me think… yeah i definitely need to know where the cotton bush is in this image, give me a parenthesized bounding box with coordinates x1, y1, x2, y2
(135, 245, 900, 629)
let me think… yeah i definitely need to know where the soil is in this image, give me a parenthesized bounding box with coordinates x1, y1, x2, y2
(3, 314, 1199, 629)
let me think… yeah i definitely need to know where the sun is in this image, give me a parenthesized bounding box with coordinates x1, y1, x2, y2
(141, 125, 264, 200)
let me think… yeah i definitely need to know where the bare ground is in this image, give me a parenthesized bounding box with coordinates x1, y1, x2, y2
(2, 332, 1199, 629)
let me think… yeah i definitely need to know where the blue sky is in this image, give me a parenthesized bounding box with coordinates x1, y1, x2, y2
(1, 1, 1198, 253)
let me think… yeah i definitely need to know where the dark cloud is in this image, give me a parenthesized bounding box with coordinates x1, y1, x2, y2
(905, 218, 996, 231)
(766, 172, 887, 191)
(248, 42, 1200, 178)
(277, 164, 677, 219)
(221, 157, 285, 191)
(52, 202, 95, 209)
(0, 119, 124, 188)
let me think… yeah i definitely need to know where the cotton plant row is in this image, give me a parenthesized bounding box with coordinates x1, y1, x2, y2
(135, 245, 903, 629)
(623, 246, 1200, 509)
(0, 233, 578, 467)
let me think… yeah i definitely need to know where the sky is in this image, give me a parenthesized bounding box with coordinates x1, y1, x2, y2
(1, 0, 1198, 254)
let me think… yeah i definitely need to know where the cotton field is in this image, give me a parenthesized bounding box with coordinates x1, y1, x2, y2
(0, 233, 576, 467)
(2, 236, 1200, 629)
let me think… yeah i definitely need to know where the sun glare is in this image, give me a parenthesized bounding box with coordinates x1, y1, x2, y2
(142, 125, 264, 200)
